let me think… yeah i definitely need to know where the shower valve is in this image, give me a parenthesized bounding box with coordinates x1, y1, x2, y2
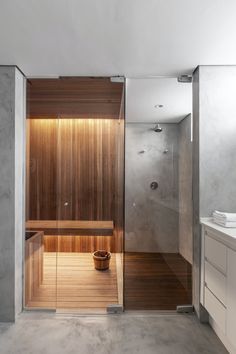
(150, 181, 158, 190)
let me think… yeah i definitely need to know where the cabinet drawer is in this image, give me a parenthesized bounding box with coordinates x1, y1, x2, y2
(205, 286, 226, 334)
(205, 260, 226, 305)
(205, 232, 227, 273)
(226, 248, 236, 349)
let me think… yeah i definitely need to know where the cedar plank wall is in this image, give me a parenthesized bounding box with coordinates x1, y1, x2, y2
(26, 78, 124, 253)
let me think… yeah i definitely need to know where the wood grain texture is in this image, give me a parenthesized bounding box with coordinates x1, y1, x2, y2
(124, 252, 192, 310)
(26, 220, 114, 236)
(43, 235, 115, 253)
(25, 232, 44, 306)
(27, 118, 124, 252)
(57, 119, 117, 221)
(26, 119, 30, 220)
(27, 78, 123, 119)
(25, 252, 119, 310)
(28, 119, 58, 220)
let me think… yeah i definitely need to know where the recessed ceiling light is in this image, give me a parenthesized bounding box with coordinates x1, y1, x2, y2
(154, 104, 164, 108)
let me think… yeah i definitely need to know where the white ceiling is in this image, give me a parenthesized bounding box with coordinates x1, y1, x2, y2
(0, 0, 236, 77)
(126, 78, 192, 123)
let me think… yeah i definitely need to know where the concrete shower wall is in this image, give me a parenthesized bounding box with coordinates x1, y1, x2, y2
(125, 123, 179, 253)
(179, 115, 193, 264)
(0, 66, 25, 322)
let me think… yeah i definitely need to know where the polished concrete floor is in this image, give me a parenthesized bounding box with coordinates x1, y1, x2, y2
(0, 312, 228, 354)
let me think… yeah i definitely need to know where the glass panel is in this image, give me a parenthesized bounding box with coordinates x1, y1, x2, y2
(115, 88, 125, 308)
(56, 78, 125, 312)
(25, 104, 57, 309)
(124, 78, 192, 310)
(25, 78, 124, 312)
(56, 116, 74, 310)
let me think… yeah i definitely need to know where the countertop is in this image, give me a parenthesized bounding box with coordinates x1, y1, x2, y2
(201, 217, 236, 251)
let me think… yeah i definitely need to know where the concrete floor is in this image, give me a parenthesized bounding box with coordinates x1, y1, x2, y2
(0, 312, 228, 354)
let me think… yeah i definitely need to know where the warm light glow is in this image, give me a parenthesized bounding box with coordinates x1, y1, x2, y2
(28, 118, 115, 124)
(27, 118, 117, 137)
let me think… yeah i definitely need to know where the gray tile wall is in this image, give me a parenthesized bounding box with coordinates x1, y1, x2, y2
(125, 123, 179, 253)
(0, 66, 25, 322)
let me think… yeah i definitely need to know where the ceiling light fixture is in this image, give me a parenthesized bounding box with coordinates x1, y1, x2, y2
(154, 104, 164, 108)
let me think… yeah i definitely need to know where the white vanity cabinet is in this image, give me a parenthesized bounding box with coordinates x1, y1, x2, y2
(201, 219, 236, 354)
(227, 248, 236, 349)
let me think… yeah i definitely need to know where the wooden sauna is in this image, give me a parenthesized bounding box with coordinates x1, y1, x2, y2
(25, 78, 125, 311)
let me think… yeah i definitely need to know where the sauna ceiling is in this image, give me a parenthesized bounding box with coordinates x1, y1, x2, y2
(27, 77, 123, 119)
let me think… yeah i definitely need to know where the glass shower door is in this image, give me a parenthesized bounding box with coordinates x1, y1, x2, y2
(124, 77, 193, 311)
(124, 121, 192, 310)
(25, 115, 58, 310)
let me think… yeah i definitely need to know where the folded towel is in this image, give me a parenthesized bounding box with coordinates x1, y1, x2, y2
(213, 210, 236, 222)
(213, 214, 233, 222)
(213, 219, 236, 228)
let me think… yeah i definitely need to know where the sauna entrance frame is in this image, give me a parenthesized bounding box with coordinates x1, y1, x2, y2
(24, 78, 124, 312)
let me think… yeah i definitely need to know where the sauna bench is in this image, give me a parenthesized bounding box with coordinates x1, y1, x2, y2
(25, 220, 114, 236)
(25, 230, 44, 307)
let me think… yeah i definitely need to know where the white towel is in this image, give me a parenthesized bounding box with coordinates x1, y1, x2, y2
(213, 219, 236, 228)
(213, 214, 229, 223)
(213, 210, 236, 222)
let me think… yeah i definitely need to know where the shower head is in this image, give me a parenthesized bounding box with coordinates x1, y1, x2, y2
(153, 124, 162, 132)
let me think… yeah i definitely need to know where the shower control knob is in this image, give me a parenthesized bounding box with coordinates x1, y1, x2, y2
(150, 181, 158, 190)
(64, 201, 69, 206)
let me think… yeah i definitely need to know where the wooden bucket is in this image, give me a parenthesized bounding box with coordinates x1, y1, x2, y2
(93, 250, 111, 270)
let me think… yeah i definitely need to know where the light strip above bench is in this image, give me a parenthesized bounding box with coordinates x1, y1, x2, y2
(26, 220, 114, 236)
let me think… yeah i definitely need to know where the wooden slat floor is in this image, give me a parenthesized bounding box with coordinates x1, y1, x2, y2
(26, 252, 118, 310)
(124, 252, 192, 310)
